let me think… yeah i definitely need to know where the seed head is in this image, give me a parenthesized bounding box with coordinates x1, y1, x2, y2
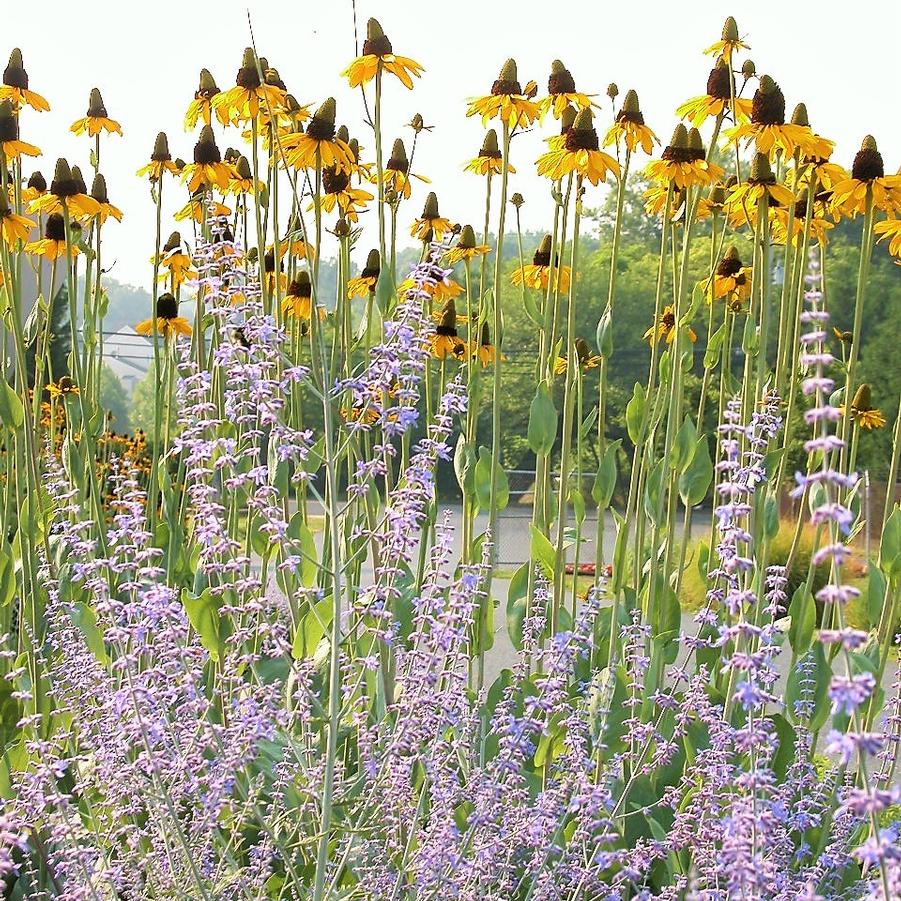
(193, 125, 222, 165)
(749, 151, 775, 184)
(50, 158, 78, 198)
(457, 224, 477, 249)
(197, 68, 219, 97)
(421, 191, 439, 220)
(548, 59, 576, 95)
(27, 170, 46, 192)
(790, 103, 809, 127)
(3, 49, 27, 89)
(361, 248, 380, 278)
(307, 98, 337, 141)
(480, 129, 500, 158)
(90, 173, 109, 204)
(851, 135, 884, 181)
(722, 16, 739, 42)
(363, 18, 393, 57)
(387, 138, 408, 172)
(851, 383, 873, 411)
(151, 132, 171, 162)
(492, 59, 521, 96)
(86, 88, 108, 118)
(752, 75, 785, 125)
(157, 292, 179, 319)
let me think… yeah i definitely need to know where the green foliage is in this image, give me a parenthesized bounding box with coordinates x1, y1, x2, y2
(679, 518, 833, 612)
(130, 359, 175, 441)
(462, 183, 900, 494)
(25, 281, 71, 388)
(99, 365, 130, 433)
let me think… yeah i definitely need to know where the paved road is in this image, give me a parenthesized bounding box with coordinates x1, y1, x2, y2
(297, 502, 897, 699)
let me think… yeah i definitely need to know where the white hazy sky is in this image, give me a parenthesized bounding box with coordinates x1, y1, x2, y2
(11, 0, 901, 288)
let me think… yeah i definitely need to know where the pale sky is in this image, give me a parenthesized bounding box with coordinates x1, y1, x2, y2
(11, 0, 901, 288)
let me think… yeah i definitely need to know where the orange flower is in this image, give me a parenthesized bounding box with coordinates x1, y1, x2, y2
(342, 19, 423, 90)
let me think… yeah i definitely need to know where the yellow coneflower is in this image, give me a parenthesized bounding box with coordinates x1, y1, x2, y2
(0, 101, 40, 159)
(467, 59, 540, 130)
(274, 93, 312, 129)
(696, 180, 731, 221)
(135, 292, 192, 339)
(842, 384, 886, 430)
(646, 125, 721, 190)
(0, 49, 49, 112)
(711, 246, 752, 309)
(331, 126, 369, 179)
(282, 272, 323, 321)
(312, 165, 373, 222)
(154, 231, 196, 289)
(784, 103, 834, 163)
(398, 274, 463, 303)
(603, 89, 658, 155)
(32, 165, 81, 216)
(770, 194, 833, 247)
(537, 108, 620, 186)
(725, 76, 818, 159)
(830, 136, 901, 219)
(184, 68, 229, 130)
(411, 192, 453, 241)
(20, 170, 46, 204)
(430, 300, 466, 359)
(284, 214, 315, 261)
(511, 234, 572, 293)
(136, 132, 181, 181)
(88, 174, 123, 224)
(788, 140, 847, 194)
(644, 304, 697, 345)
(643, 183, 686, 220)
(464, 129, 515, 176)
(723, 153, 795, 228)
(676, 60, 753, 127)
(0, 193, 32, 247)
(473, 323, 503, 367)
(544, 105, 577, 152)
(348, 249, 380, 298)
(46, 376, 79, 398)
(379, 137, 430, 198)
(240, 75, 306, 143)
(212, 48, 286, 124)
(228, 155, 265, 196)
(704, 16, 749, 64)
(263, 247, 288, 294)
(407, 113, 432, 134)
(555, 337, 601, 375)
(833, 327, 853, 346)
(875, 216, 901, 260)
(538, 60, 595, 119)
(341, 403, 380, 425)
(70, 88, 122, 137)
(181, 125, 231, 193)
(282, 98, 354, 172)
(445, 224, 490, 263)
(25, 212, 79, 261)
(174, 188, 232, 224)
(343, 18, 424, 90)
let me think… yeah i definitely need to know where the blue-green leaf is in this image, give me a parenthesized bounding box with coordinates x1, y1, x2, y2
(527, 382, 557, 455)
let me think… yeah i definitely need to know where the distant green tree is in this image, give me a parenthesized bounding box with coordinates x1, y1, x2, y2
(25, 281, 71, 388)
(99, 366, 130, 434)
(129, 361, 174, 441)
